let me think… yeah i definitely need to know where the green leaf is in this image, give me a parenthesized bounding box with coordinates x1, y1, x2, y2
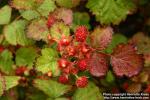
(15, 47, 37, 67)
(72, 12, 90, 30)
(0, 50, 13, 74)
(105, 34, 128, 53)
(0, 76, 20, 96)
(56, 0, 80, 8)
(86, 0, 135, 24)
(20, 10, 40, 20)
(37, 0, 56, 17)
(26, 18, 49, 42)
(10, 0, 36, 10)
(36, 48, 60, 76)
(131, 33, 150, 54)
(0, 5, 11, 25)
(105, 70, 115, 83)
(4, 20, 34, 46)
(73, 82, 103, 100)
(47, 98, 68, 100)
(50, 22, 70, 41)
(26, 88, 48, 100)
(34, 79, 71, 98)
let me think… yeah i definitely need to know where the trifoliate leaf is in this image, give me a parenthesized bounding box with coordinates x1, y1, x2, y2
(86, 0, 135, 24)
(73, 82, 104, 100)
(15, 47, 37, 67)
(36, 48, 60, 76)
(27, 18, 49, 42)
(33, 79, 71, 98)
(10, 0, 36, 10)
(56, 0, 80, 8)
(49, 22, 70, 41)
(87, 53, 108, 77)
(37, 0, 56, 17)
(91, 27, 113, 50)
(72, 12, 90, 30)
(105, 34, 128, 54)
(20, 10, 40, 20)
(111, 44, 144, 77)
(0, 5, 12, 25)
(0, 50, 13, 74)
(4, 20, 34, 46)
(0, 76, 20, 96)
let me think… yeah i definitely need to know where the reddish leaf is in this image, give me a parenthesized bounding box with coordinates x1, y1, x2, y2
(87, 53, 108, 77)
(91, 27, 113, 50)
(111, 44, 143, 77)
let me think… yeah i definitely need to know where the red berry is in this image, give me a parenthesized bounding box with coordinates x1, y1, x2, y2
(144, 84, 150, 93)
(111, 87, 119, 93)
(58, 75, 69, 84)
(47, 16, 56, 28)
(122, 82, 129, 90)
(77, 59, 87, 71)
(60, 37, 70, 46)
(0, 45, 4, 52)
(58, 58, 69, 68)
(75, 26, 88, 42)
(15, 66, 27, 76)
(76, 76, 88, 88)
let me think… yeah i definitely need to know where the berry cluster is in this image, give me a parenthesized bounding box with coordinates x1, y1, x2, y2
(48, 26, 91, 88)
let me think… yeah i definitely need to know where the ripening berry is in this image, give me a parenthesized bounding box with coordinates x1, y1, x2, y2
(47, 16, 56, 28)
(122, 82, 129, 90)
(60, 37, 70, 46)
(76, 76, 88, 88)
(15, 66, 27, 76)
(0, 45, 4, 52)
(77, 59, 87, 71)
(58, 75, 69, 84)
(58, 58, 69, 68)
(75, 26, 88, 42)
(144, 85, 150, 93)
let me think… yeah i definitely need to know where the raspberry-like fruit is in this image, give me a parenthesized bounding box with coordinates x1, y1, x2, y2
(76, 76, 88, 88)
(0, 45, 4, 52)
(60, 37, 70, 46)
(58, 58, 69, 68)
(144, 85, 150, 93)
(77, 59, 87, 71)
(75, 26, 88, 42)
(15, 66, 27, 76)
(58, 75, 69, 84)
